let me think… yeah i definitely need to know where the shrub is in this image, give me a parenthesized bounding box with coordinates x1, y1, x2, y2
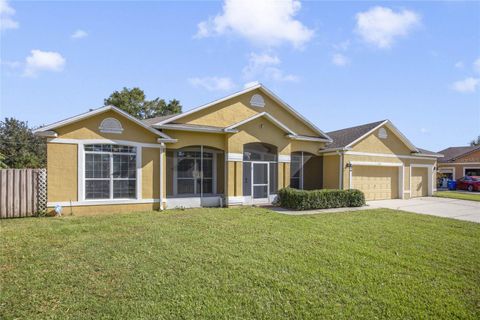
(277, 188, 366, 210)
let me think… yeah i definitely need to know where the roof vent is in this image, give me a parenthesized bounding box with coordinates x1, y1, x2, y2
(99, 117, 123, 134)
(250, 94, 265, 108)
(378, 127, 388, 139)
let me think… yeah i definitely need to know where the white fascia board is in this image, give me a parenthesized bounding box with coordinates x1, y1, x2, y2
(154, 124, 235, 134)
(287, 135, 331, 143)
(225, 112, 297, 135)
(318, 147, 350, 153)
(411, 152, 443, 158)
(33, 105, 175, 141)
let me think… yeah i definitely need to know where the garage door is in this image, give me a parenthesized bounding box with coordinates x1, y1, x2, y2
(352, 166, 398, 200)
(411, 167, 428, 198)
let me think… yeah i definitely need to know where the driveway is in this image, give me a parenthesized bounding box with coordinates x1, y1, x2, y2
(368, 197, 480, 223)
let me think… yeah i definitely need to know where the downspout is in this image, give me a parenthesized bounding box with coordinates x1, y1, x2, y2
(159, 143, 165, 210)
(337, 150, 344, 190)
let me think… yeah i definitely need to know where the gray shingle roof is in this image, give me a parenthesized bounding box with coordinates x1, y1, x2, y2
(326, 120, 386, 149)
(438, 146, 480, 163)
(142, 114, 178, 126)
(415, 148, 443, 157)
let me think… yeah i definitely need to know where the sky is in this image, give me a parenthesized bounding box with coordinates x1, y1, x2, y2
(1, 0, 479, 152)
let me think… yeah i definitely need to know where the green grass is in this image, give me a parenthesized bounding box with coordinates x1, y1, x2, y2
(1, 208, 479, 319)
(434, 191, 480, 202)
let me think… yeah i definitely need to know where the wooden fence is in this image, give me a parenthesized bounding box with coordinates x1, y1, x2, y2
(0, 169, 47, 218)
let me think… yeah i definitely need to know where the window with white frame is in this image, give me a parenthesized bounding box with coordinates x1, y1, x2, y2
(84, 144, 137, 200)
(174, 148, 216, 196)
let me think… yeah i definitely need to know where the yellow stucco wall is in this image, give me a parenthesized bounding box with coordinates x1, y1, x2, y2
(47, 203, 159, 216)
(47, 143, 78, 202)
(351, 126, 412, 155)
(177, 88, 319, 137)
(55, 110, 159, 143)
(142, 147, 160, 199)
(323, 154, 340, 189)
(163, 130, 225, 150)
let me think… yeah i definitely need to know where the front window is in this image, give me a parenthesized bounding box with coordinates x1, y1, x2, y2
(290, 152, 313, 189)
(84, 144, 137, 200)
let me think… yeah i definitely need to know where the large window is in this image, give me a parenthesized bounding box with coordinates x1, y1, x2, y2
(174, 148, 216, 196)
(290, 152, 313, 189)
(84, 144, 137, 200)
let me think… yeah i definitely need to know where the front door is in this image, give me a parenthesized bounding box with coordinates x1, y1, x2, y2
(252, 162, 269, 204)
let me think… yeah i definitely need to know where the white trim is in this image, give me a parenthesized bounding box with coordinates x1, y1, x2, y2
(227, 153, 243, 162)
(159, 144, 165, 210)
(136, 146, 142, 200)
(154, 123, 235, 134)
(154, 84, 332, 141)
(99, 117, 124, 134)
(224, 112, 297, 135)
(48, 198, 159, 207)
(463, 167, 480, 176)
(227, 196, 245, 206)
(344, 120, 418, 153)
(349, 161, 403, 167)
(33, 105, 174, 141)
(339, 152, 343, 189)
(345, 151, 438, 161)
(48, 138, 164, 149)
(410, 164, 434, 196)
(166, 196, 221, 208)
(278, 155, 291, 163)
(287, 135, 331, 142)
(439, 162, 480, 166)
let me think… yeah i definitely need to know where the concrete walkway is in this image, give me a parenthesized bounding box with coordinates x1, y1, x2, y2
(368, 197, 480, 223)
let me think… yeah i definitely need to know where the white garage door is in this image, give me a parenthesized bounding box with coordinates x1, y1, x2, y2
(352, 166, 399, 200)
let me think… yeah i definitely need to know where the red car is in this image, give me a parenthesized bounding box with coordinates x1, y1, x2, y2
(456, 176, 480, 192)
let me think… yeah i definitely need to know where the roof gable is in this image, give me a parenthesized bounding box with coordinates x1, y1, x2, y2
(153, 84, 331, 141)
(225, 112, 296, 135)
(33, 106, 174, 141)
(438, 146, 480, 162)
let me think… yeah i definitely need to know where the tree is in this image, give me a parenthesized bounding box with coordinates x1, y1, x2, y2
(104, 87, 182, 120)
(0, 118, 46, 168)
(470, 135, 480, 146)
(0, 153, 7, 169)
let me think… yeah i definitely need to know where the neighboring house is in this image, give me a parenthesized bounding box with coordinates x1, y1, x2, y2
(437, 146, 480, 180)
(34, 84, 442, 215)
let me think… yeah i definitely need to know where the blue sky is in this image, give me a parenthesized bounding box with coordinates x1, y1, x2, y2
(1, 0, 479, 151)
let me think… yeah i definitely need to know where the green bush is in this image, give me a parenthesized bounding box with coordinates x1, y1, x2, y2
(277, 188, 366, 210)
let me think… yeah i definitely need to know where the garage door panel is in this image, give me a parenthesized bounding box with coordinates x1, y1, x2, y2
(352, 166, 398, 200)
(411, 167, 428, 198)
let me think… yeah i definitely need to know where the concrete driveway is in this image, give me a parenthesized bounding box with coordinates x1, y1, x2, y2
(368, 197, 480, 223)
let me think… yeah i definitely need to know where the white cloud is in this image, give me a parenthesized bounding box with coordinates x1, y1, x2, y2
(474, 57, 480, 74)
(333, 40, 350, 51)
(355, 6, 420, 49)
(24, 50, 66, 77)
(71, 29, 88, 39)
(451, 77, 479, 93)
(195, 0, 314, 48)
(332, 53, 349, 67)
(242, 52, 298, 82)
(454, 61, 464, 69)
(420, 128, 428, 133)
(0, 0, 19, 31)
(188, 76, 236, 91)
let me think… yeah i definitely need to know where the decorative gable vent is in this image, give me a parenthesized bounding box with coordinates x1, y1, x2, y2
(99, 118, 124, 134)
(378, 127, 388, 139)
(250, 94, 265, 108)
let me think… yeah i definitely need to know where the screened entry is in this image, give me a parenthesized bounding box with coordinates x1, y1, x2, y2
(290, 152, 323, 190)
(243, 143, 278, 204)
(166, 146, 224, 197)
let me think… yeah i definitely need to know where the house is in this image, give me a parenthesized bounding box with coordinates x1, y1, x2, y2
(34, 84, 442, 215)
(437, 146, 480, 180)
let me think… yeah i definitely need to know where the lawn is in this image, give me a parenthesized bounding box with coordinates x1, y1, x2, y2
(434, 191, 480, 202)
(1, 208, 479, 319)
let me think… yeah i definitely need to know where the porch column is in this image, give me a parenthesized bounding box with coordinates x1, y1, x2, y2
(159, 143, 166, 210)
(278, 154, 291, 189)
(226, 153, 243, 206)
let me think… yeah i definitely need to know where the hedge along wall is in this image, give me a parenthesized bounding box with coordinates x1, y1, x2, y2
(277, 188, 366, 210)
